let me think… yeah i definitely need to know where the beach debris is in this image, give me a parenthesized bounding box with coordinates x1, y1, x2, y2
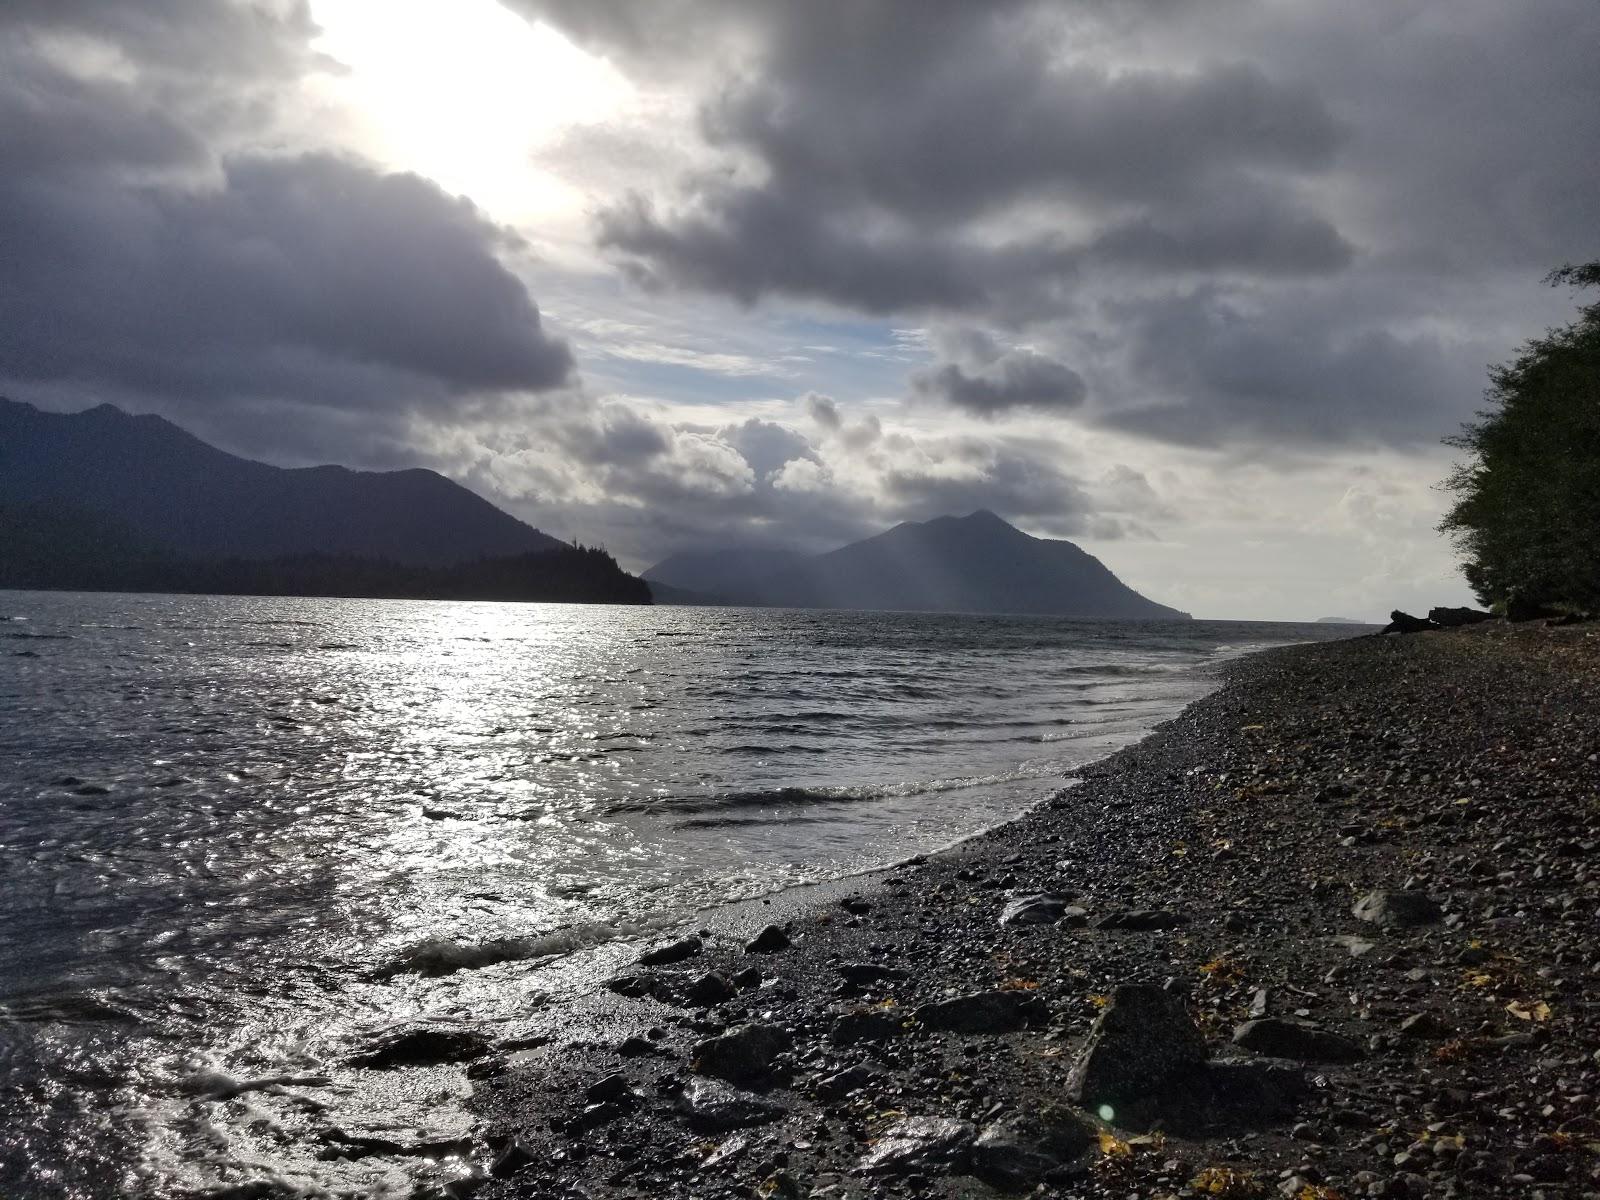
(1231, 1018, 1364, 1063)
(857, 1116, 975, 1176)
(1351, 889, 1443, 929)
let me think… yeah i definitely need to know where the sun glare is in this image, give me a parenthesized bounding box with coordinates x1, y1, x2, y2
(309, 0, 629, 218)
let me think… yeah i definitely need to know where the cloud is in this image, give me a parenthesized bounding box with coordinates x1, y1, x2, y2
(911, 329, 1085, 417)
(0, 1, 572, 442)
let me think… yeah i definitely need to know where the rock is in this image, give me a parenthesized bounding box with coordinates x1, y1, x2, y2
(605, 972, 666, 1000)
(348, 1024, 491, 1068)
(1382, 610, 1437, 634)
(684, 971, 736, 1007)
(1428, 606, 1494, 627)
(837, 962, 909, 988)
(1202, 1057, 1309, 1124)
(830, 1009, 907, 1045)
(744, 924, 791, 953)
(971, 1105, 1096, 1189)
(617, 1035, 659, 1057)
(1398, 1012, 1452, 1040)
(857, 1116, 975, 1176)
(839, 896, 872, 914)
(998, 892, 1073, 927)
(914, 990, 1046, 1034)
(1352, 890, 1444, 929)
(490, 1137, 539, 1178)
(677, 1076, 786, 1132)
(813, 1064, 882, 1102)
(1067, 984, 1207, 1109)
(638, 936, 702, 966)
(1095, 909, 1188, 931)
(731, 966, 764, 989)
(1232, 1018, 1365, 1063)
(586, 1072, 631, 1103)
(692, 1023, 792, 1084)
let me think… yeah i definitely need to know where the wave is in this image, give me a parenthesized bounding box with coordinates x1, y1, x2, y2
(376, 916, 675, 977)
(606, 769, 1039, 818)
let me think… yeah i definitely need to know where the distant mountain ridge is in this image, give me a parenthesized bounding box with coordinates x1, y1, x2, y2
(0, 398, 563, 567)
(646, 510, 1189, 619)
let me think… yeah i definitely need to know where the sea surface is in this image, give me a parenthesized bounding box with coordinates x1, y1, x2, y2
(0, 591, 1366, 1198)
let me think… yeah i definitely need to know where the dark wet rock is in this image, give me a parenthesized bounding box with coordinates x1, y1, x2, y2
(683, 971, 736, 1007)
(829, 1009, 907, 1046)
(1200, 1057, 1309, 1126)
(638, 935, 701, 966)
(857, 1116, 975, 1176)
(1352, 890, 1443, 929)
(1428, 606, 1494, 627)
(812, 1064, 883, 1102)
(1067, 984, 1207, 1108)
(605, 972, 665, 1000)
(490, 1137, 539, 1178)
(914, 990, 1046, 1034)
(998, 892, 1074, 927)
(744, 924, 791, 953)
(971, 1105, 1097, 1189)
(1398, 1012, 1452, 1040)
(1383, 610, 1437, 634)
(348, 1024, 491, 1068)
(839, 896, 871, 914)
(1232, 1018, 1364, 1063)
(1095, 908, 1188, 931)
(617, 1035, 660, 1058)
(586, 1072, 631, 1103)
(691, 1022, 792, 1084)
(731, 965, 763, 989)
(676, 1076, 786, 1132)
(837, 961, 909, 988)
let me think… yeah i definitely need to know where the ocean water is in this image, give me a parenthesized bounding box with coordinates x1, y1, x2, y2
(0, 591, 1364, 1197)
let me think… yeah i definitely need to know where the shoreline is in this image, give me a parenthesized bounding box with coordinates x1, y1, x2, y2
(471, 622, 1600, 1199)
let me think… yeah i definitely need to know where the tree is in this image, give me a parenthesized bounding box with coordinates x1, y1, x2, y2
(1440, 262, 1600, 613)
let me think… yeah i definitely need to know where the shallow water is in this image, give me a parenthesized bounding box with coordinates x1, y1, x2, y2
(0, 591, 1364, 1196)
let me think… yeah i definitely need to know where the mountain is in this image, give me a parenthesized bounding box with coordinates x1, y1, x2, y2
(646, 510, 1190, 619)
(644, 548, 811, 598)
(0, 398, 562, 566)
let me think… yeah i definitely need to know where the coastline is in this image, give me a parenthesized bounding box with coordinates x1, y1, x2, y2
(472, 622, 1600, 1199)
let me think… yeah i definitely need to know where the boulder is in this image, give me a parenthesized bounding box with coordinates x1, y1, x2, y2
(683, 971, 736, 1007)
(858, 1116, 975, 1176)
(829, 1009, 907, 1046)
(915, 990, 1047, 1034)
(972, 1105, 1096, 1189)
(692, 1022, 792, 1084)
(999, 893, 1074, 927)
(348, 1024, 491, 1068)
(1352, 889, 1443, 929)
(677, 1077, 786, 1132)
(1232, 1018, 1365, 1063)
(638, 935, 701, 966)
(1067, 984, 1207, 1110)
(744, 924, 791, 953)
(837, 962, 909, 988)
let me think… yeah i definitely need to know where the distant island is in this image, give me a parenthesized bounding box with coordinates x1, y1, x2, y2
(0, 399, 649, 605)
(646, 510, 1190, 620)
(1315, 616, 1368, 624)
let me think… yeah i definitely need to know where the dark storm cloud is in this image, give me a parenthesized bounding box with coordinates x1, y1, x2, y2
(911, 330, 1086, 418)
(0, 0, 571, 444)
(530, 0, 1349, 314)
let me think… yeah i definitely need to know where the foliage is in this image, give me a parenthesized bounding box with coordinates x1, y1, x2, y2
(1440, 262, 1600, 611)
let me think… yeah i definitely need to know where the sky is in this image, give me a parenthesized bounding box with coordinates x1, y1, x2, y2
(2, 1, 1596, 620)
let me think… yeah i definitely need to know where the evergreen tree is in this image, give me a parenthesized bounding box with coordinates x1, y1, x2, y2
(1440, 263, 1600, 613)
